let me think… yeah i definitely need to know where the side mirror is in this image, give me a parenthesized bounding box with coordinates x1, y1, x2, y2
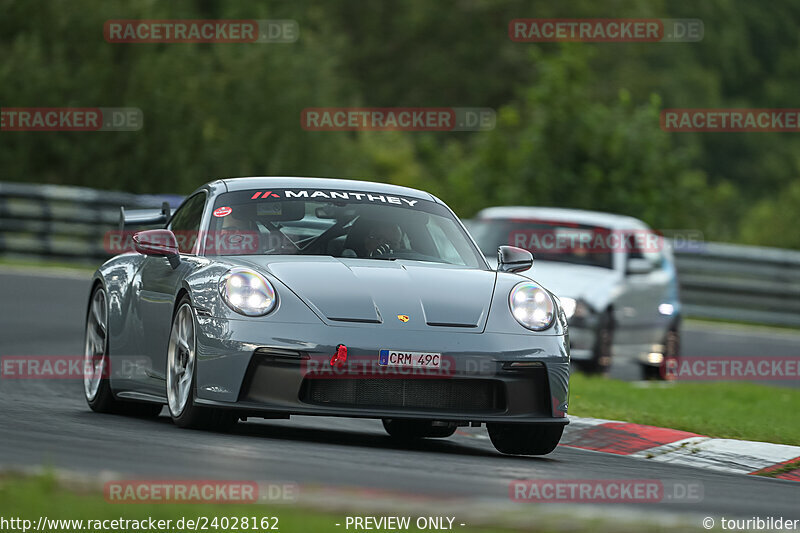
(626, 257, 654, 275)
(497, 245, 533, 273)
(132, 229, 180, 269)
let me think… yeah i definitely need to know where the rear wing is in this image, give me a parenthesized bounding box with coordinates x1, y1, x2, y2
(119, 202, 174, 231)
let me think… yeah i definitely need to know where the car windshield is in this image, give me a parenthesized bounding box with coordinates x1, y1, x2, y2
(470, 218, 614, 269)
(203, 188, 484, 268)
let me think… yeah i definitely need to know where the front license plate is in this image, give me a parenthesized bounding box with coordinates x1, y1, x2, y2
(379, 350, 441, 368)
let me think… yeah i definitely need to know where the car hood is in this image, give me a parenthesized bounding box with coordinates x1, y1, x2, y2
(487, 257, 620, 307)
(525, 260, 620, 304)
(234, 256, 497, 331)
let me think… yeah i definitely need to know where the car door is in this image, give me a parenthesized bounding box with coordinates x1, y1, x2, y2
(613, 228, 671, 348)
(135, 192, 207, 396)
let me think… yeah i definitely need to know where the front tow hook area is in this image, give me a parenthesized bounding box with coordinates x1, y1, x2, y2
(330, 344, 348, 367)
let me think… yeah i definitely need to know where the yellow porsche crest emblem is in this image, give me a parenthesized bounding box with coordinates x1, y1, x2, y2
(397, 314, 410, 322)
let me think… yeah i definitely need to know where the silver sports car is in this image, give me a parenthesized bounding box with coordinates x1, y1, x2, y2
(469, 207, 681, 380)
(84, 177, 570, 455)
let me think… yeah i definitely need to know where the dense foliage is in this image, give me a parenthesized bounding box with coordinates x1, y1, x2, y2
(1, 0, 799, 247)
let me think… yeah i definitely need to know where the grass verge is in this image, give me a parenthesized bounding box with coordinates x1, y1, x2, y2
(0, 475, 404, 533)
(0, 474, 580, 533)
(0, 473, 704, 533)
(0, 256, 97, 273)
(569, 373, 800, 446)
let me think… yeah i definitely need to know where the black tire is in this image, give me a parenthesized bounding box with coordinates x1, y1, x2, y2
(382, 419, 457, 440)
(168, 295, 238, 432)
(642, 325, 681, 381)
(584, 309, 614, 375)
(641, 364, 662, 380)
(173, 400, 239, 432)
(487, 423, 564, 455)
(84, 285, 162, 418)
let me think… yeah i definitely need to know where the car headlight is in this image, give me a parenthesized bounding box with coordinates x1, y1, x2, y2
(509, 282, 556, 331)
(561, 297, 577, 319)
(560, 297, 591, 320)
(218, 268, 277, 316)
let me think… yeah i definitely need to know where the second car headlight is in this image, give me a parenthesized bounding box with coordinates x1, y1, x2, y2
(561, 297, 577, 319)
(560, 297, 590, 320)
(218, 268, 276, 316)
(509, 281, 556, 331)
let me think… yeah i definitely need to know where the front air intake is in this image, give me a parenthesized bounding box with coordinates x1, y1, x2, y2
(299, 378, 505, 412)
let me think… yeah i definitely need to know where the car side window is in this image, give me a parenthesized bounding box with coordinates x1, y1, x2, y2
(168, 193, 206, 254)
(624, 230, 663, 268)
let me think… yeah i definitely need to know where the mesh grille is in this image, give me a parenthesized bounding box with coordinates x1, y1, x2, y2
(300, 378, 505, 412)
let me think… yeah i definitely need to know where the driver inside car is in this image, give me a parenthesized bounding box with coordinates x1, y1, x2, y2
(343, 218, 404, 258)
(214, 211, 263, 255)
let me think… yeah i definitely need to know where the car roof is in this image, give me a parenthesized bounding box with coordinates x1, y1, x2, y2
(218, 176, 434, 201)
(475, 206, 648, 229)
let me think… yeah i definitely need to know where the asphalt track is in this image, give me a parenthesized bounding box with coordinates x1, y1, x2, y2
(1, 268, 798, 524)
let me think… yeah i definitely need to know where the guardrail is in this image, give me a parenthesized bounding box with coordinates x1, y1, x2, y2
(674, 241, 800, 327)
(1, 181, 799, 327)
(0, 181, 181, 263)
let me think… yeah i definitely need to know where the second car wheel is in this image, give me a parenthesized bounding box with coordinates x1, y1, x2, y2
(167, 296, 238, 431)
(487, 423, 564, 455)
(576, 309, 614, 375)
(642, 325, 681, 380)
(593, 310, 614, 374)
(382, 419, 457, 440)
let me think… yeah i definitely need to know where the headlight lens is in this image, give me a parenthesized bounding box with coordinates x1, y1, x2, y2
(561, 297, 577, 319)
(560, 297, 591, 320)
(218, 268, 276, 316)
(509, 282, 556, 331)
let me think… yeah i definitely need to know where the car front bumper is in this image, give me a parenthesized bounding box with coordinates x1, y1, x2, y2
(193, 317, 571, 424)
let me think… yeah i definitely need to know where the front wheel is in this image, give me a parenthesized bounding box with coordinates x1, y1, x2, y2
(574, 310, 614, 376)
(167, 296, 238, 431)
(487, 423, 564, 455)
(84, 285, 161, 417)
(589, 310, 614, 375)
(642, 326, 681, 381)
(382, 419, 457, 440)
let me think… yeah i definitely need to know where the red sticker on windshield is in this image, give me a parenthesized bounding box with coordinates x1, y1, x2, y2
(213, 206, 232, 217)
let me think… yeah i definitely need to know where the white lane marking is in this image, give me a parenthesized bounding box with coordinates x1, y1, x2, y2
(567, 416, 620, 426)
(632, 437, 800, 474)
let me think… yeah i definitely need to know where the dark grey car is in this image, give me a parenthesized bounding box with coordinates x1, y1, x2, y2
(84, 177, 570, 455)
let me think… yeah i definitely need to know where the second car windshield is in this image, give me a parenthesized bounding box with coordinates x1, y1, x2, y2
(203, 189, 484, 268)
(470, 219, 615, 269)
